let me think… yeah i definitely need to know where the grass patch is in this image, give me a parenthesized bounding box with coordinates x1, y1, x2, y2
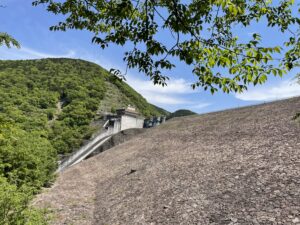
(293, 112, 300, 121)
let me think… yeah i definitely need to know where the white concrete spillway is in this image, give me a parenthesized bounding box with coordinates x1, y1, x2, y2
(57, 126, 118, 172)
(57, 109, 146, 172)
(57, 106, 152, 172)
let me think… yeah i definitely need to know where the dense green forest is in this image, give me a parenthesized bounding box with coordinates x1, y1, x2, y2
(167, 109, 197, 119)
(0, 58, 166, 224)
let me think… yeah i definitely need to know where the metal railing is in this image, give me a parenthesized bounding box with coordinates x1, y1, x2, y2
(57, 121, 119, 172)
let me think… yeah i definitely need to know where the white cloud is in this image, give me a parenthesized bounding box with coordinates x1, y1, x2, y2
(86, 57, 195, 105)
(236, 80, 300, 101)
(141, 92, 190, 105)
(125, 75, 195, 105)
(190, 102, 212, 109)
(126, 76, 194, 95)
(0, 46, 76, 60)
(82, 56, 194, 106)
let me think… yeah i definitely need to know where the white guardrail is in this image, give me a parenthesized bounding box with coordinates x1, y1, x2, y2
(57, 121, 118, 172)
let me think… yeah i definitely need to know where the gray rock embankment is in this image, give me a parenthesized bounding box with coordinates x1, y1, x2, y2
(86, 128, 146, 159)
(34, 97, 300, 225)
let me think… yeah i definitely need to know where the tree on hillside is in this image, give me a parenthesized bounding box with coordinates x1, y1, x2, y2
(33, 0, 299, 93)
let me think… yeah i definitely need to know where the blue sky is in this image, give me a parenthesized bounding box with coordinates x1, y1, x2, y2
(0, 0, 299, 113)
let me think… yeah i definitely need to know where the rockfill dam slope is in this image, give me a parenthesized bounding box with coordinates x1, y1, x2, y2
(34, 97, 300, 225)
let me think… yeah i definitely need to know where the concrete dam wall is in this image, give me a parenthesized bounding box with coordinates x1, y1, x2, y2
(57, 107, 146, 172)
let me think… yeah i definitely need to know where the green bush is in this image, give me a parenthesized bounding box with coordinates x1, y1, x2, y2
(0, 177, 48, 225)
(0, 123, 57, 189)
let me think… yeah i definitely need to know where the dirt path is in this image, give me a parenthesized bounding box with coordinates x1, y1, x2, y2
(48, 101, 63, 126)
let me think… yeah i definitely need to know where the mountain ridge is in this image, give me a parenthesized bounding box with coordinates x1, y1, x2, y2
(0, 58, 168, 154)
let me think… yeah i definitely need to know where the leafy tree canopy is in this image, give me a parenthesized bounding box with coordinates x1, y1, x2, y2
(0, 32, 20, 48)
(33, 0, 299, 93)
(0, 3, 20, 48)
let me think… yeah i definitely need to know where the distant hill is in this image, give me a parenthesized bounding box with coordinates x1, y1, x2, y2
(167, 109, 197, 119)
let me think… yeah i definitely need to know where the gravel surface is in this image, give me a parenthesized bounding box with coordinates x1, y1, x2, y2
(34, 97, 300, 225)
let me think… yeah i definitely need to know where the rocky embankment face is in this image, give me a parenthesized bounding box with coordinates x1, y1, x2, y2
(86, 128, 147, 159)
(34, 97, 300, 225)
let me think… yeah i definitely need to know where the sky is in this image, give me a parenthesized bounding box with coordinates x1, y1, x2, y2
(0, 0, 300, 114)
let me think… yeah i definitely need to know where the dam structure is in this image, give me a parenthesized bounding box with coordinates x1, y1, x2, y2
(57, 107, 145, 172)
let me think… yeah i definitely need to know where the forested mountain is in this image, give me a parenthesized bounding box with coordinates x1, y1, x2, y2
(0, 58, 165, 153)
(167, 109, 197, 119)
(0, 58, 166, 224)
